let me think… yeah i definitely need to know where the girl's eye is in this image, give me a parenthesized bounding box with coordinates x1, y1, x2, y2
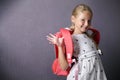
(88, 20, 91, 24)
(81, 19, 85, 21)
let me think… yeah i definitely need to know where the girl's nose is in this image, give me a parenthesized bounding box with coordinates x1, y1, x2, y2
(84, 21, 89, 27)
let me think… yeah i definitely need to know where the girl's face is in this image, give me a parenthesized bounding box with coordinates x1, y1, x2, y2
(71, 11, 92, 34)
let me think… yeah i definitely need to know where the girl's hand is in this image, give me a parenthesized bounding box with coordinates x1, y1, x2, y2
(46, 33, 64, 47)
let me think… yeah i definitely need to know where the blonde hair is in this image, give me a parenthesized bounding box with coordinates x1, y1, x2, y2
(70, 4, 93, 31)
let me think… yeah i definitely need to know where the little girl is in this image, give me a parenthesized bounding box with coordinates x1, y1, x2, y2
(47, 4, 107, 80)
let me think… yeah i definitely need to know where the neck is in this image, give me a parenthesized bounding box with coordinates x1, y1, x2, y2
(73, 28, 83, 34)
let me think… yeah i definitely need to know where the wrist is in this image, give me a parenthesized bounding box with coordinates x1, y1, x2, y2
(58, 44, 65, 54)
(57, 42, 64, 47)
(57, 45, 63, 48)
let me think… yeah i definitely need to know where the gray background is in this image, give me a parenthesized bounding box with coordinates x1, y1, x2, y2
(0, 0, 120, 80)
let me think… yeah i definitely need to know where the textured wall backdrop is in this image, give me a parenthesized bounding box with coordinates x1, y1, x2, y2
(0, 0, 120, 80)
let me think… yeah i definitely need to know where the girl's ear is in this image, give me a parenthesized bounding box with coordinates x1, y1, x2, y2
(71, 15, 75, 24)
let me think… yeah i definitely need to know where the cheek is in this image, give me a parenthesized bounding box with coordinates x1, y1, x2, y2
(79, 21, 84, 25)
(77, 21, 83, 26)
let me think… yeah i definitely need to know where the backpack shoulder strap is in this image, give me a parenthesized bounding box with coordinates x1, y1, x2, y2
(60, 28, 73, 64)
(54, 28, 73, 64)
(88, 28, 100, 45)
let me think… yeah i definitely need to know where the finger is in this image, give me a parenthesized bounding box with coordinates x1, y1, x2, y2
(46, 37, 53, 42)
(49, 33, 56, 38)
(46, 35, 52, 40)
(46, 35, 55, 41)
(46, 36, 56, 44)
(48, 40, 56, 44)
(49, 41, 53, 44)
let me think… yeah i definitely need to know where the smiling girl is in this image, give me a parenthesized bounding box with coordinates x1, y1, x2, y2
(47, 4, 107, 80)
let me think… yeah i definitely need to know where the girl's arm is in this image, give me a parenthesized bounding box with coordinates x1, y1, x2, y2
(46, 33, 69, 70)
(58, 45, 69, 70)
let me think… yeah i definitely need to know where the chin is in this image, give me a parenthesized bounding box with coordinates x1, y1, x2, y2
(81, 29, 87, 32)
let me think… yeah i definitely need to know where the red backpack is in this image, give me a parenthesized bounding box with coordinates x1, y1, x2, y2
(52, 27, 100, 76)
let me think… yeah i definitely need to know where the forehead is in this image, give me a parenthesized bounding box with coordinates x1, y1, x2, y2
(77, 11, 92, 19)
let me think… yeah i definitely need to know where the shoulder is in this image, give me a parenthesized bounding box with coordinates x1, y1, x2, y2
(61, 27, 73, 34)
